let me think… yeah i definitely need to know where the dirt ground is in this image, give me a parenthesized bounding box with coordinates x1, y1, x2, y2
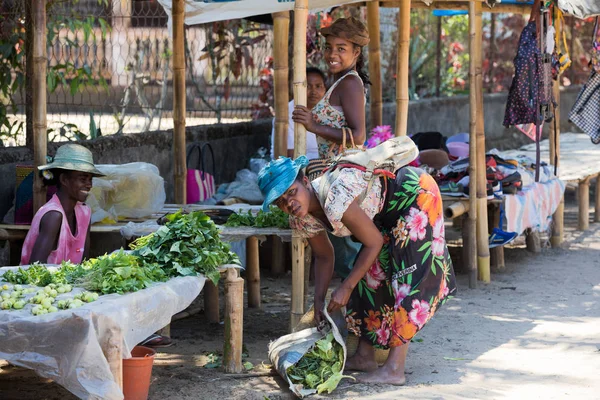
(1, 191, 600, 400)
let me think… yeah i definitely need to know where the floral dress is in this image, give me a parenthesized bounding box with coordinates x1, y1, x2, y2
(290, 166, 457, 349)
(311, 70, 364, 158)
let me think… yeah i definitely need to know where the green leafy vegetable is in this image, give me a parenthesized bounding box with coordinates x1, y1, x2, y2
(131, 211, 240, 285)
(225, 206, 289, 229)
(2, 263, 57, 286)
(286, 332, 354, 393)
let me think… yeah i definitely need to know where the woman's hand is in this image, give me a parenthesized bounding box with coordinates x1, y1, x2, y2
(314, 296, 326, 325)
(291, 105, 317, 132)
(327, 284, 353, 314)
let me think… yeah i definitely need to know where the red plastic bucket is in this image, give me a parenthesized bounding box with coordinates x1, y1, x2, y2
(122, 345, 156, 400)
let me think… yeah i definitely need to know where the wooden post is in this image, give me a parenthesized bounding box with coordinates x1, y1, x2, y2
(578, 178, 590, 231)
(367, 1, 383, 128)
(273, 11, 290, 158)
(293, 0, 308, 158)
(490, 205, 505, 271)
(204, 281, 220, 323)
(471, 1, 490, 283)
(466, 2, 478, 289)
(525, 229, 541, 253)
(25, 1, 33, 149)
(246, 236, 261, 308)
(32, 0, 47, 214)
(395, 0, 411, 137)
(435, 16, 442, 97)
(173, 0, 187, 204)
(271, 237, 286, 276)
(549, 79, 563, 246)
(102, 327, 123, 390)
(223, 268, 244, 373)
(595, 176, 600, 223)
(290, 233, 305, 331)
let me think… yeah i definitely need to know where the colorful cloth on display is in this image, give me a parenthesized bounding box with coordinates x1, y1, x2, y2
(504, 178, 565, 235)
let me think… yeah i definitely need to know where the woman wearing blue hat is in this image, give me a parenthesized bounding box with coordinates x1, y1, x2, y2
(259, 156, 456, 385)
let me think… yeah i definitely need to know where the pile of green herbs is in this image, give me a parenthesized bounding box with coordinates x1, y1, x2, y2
(130, 210, 240, 285)
(77, 250, 167, 294)
(1, 263, 57, 286)
(224, 206, 289, 229)
(286, 332, 353, 394)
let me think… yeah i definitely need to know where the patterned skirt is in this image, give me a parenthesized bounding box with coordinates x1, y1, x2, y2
(346, 166, 457, 349)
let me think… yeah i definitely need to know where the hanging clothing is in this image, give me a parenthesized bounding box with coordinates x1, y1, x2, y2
(311, 69, 365, 158)
(503, 21, 543, 128)
(21, 194, 91, 265)
(290, 166, 457, 348)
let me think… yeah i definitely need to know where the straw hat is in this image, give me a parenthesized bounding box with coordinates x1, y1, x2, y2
(258, 156, 309, 212)
(38, 143, 105, 177)
(320, 17, 370, 47)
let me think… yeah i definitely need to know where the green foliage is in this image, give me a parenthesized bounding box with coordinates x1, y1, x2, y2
(286, 332, 354, 394)
(225, 206, 289, 229)
(131, 211, 240, 285)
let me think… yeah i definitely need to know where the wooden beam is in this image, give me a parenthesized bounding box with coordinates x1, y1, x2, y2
(471, 1, 490, 283)
(367, 1, 383, 128)
(466, 0, 478, 289)
(246, 236, 261, 308)
(173, 0, 187, 204)
(293, 0, 308, 158)
(273, 11, 290, 158)
(223, 268, 244, 373)
(395, 0, 411, 137)
(381, 1, 531, 14)
(32, 0, 47, 214)
(578, 178, 590, 231)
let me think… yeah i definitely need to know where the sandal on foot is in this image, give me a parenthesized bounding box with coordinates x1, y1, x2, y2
(139, 334, 173, 348)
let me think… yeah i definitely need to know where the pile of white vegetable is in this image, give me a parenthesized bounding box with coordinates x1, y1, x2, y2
(0, 283, 99, 316)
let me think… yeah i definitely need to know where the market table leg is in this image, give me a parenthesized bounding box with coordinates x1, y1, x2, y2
(525, 229, 541, 253)
(578, 178, 590, 231)
(490, 205, 505, 271)
(246, 236, 261, 308)
(271, 237, 286, 276)
(223, 268, 244, 373)
(102, 327, 123, 390)
(304, 243, 312, 311)
(290, 234, 305, 332)
(204, 281, 220, 323)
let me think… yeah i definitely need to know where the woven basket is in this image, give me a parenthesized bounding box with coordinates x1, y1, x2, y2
(345, 334, 389, 366)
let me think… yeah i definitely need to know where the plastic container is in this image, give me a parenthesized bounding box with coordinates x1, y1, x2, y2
(122, 345, 156, 400)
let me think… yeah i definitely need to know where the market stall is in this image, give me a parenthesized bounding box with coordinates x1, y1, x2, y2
(0, 263, 243, 399)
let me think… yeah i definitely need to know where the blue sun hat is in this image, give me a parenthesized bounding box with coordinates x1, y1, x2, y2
(258, 156, 309, 212)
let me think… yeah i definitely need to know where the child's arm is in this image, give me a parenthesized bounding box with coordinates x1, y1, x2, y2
(28, 211, 62, 264)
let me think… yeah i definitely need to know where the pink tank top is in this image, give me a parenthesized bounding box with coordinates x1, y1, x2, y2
(20, 194, 91, 265)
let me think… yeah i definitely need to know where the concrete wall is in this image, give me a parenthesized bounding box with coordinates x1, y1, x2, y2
(0, 119, 272, 222)
(380, 85, 583, 150)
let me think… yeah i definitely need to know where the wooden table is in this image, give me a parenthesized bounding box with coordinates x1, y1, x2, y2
(0, 204, 308, 331)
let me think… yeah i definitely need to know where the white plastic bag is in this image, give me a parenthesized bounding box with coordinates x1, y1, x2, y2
(87, 163, 166, 224)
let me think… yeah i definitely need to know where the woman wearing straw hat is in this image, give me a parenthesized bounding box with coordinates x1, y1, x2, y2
(20, 144, 104, 265)
(258, 157, 456, 385)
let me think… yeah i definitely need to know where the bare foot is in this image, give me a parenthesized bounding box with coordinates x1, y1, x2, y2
(345, 354, 378, 372)
(357, 367, 406, 386)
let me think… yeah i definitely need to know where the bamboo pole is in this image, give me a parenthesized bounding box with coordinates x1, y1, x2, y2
(367, 1, 383, 128)
(490, 205, 505, 271)
(223, 268, 244, 373)
(204, 281, 220, 323)
(466, 1, 478, 289)
(173, 0, 186, 204)
(273, 11, 290, 158)
(525, 229, 541, 253)
(293, 0, 308, 158)
(578, 178, 590, 231)
(290, 234, 305, 331)
(304, 244, 312, 311)
(25, 1, 33, 150)
(444, 201, 469, 220)
(472, 1, 490, 283)
(32, 0, 47, 214)
(246, 236, 261, 308)
(550, 80, 563, 246)
(395, 0, 411, 137)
